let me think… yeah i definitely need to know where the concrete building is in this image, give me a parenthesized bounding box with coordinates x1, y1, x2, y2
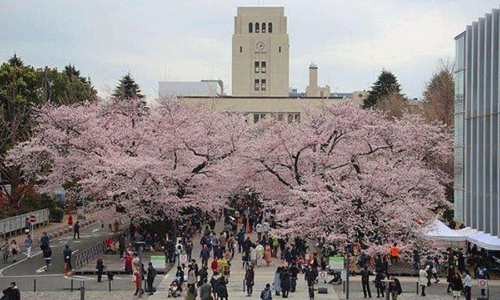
(454, 7, 500, 236)
(158, 80, 224, 97)
(158, 6, 369, 123)
(305, 63, 330, 98)
(232, 7, 289, 97)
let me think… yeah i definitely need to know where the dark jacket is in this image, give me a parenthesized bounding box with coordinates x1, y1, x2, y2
(96, 258, 105, 271)
(199, 282, 212, 300)
(63, 246, 72, 261)
(147, 266, 157, 281)
(360, 269, 370, 283)
(2, 286, 21, 300)
(245, 270, 255, 286)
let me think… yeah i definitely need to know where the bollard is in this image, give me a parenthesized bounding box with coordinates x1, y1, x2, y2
(416, 282, 419, 295)
(109, 280, 111, 292)
(33, 278, 36, 292)
(71, 279, 74, 292)
(80, 281, 85, 300)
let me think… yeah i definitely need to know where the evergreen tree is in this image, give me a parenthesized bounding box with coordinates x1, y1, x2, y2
(112, 73, 145, 101)
(363, 70, 402, 109)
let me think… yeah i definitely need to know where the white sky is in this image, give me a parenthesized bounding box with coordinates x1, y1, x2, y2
(1, 0, 499, 100)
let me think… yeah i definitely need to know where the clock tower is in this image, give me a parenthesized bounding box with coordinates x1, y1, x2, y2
(232, 7, 290, 97)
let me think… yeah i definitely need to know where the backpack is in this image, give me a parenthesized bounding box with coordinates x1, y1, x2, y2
(261, 288, 272, 300)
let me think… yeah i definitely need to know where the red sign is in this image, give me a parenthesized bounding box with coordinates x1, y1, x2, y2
(29, 215, 37, 223)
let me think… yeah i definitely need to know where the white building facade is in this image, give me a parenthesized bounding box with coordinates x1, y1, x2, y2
(454, 7, 500, 236)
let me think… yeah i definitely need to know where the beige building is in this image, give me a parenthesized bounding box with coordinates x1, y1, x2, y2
(159, 6, 369, 123)
(305, 63, 330, 97)
(232, 7, 289, 97)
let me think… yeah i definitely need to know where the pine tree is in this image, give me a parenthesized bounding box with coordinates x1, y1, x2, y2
(112, 73, 145, 101)
(363, 70, 401, 109)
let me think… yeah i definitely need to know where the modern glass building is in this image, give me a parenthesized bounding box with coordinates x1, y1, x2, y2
(454, 8, 500, 236)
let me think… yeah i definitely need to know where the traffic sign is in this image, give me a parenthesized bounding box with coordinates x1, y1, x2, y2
(319, 271, 327, 279)
(329, 256, 344, 270)
(478, 279, 488, 288)
(29, 215, 37, 223)
(180, 254, 187, 263)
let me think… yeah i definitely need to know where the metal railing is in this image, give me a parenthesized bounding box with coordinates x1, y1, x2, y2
(0, 208, 50, 236)
(73, 232, 125, 269)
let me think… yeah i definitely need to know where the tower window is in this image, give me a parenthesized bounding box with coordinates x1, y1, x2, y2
(268, 22, 272, 33)
(240, 46, 242, 53)
(279, 46, 281, 53)
(255, 61, 259, 73)
(254, 79, 260, 91)
(261, 61, 266, 73)
(249, 23, 253, 33)
(261, 79, 266, 91)
(255, 22, 260, 33)
(262, 22, 266, 33)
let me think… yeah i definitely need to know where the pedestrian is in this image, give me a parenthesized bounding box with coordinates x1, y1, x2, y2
(289, 263, 299, 293)
(280, 267, 291, 298)
(412, 250, 420, 275)
(388, 275, 402, 300)
(419, 265, 428, 296)
(145, 262, 156, 294)
(42, 246, 52, 270)
(199, 278, 212, 300)
(124, 251, 134, 275)
(462, 270, 472, 300)
(360, 266, 372, 298)
(245, 265, 255, 296)
(374, 270, 385, 298)
(446, 267, 455, 293)
(389, 243, 400, 266)
(260, 283, 273, 300)
(133, 267, 143, 297)
(63, 244, 73, 272)
(39, 232, 50, 249)
(475, 262, 490, 297)
(175, 265, 185, 293)
(9, 240, 18, 263)
(24, 235, 32, 259)
(272, 267, 282, 296)
(2, 282, 20, 300)
(185, 239, 193, 262)
(185, 284, 198, 300)
(216, 275, 228, 300)
(451, 272, 463, 300)
(68, 214, 73, 228)
(187, 264, 196, 289)
(432, 256, 440, 283)
(73, 220, 80, 239)
(96, 257, 105, 282)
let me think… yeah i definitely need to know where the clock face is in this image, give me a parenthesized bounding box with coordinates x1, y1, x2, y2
(255, 41, 266, 52)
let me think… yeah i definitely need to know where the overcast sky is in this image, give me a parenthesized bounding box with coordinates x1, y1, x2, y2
(1, 0, 499, 100)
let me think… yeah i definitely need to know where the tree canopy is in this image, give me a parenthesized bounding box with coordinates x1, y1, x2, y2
(112, 73, 145, 101)
(7, 100, 452, 250)
(363, 70, 402, 109)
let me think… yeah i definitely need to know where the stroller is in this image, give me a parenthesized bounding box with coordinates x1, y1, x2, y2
(167, 278, 183, 297)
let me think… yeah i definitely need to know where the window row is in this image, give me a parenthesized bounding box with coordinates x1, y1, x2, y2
(254, 79, 266, 91)
(249, 22, 273, 33)
(253, 113, 300, 124)
(254, 61, 266, 73)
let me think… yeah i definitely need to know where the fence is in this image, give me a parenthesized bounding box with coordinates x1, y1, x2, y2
(0, 208, 49, 237)
(73, 232, 125, 269)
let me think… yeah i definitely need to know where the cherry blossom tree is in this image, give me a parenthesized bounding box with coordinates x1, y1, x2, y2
(233, 103, 452, 251)
(6, 98, 248, 222)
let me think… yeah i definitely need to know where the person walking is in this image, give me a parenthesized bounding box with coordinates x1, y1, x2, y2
(24, 235, 32, 259)
(146, 262, 157, 294)
(280, 267, 291, 298)
(96, 257, 105, 282)
(42, 245, 52, 269)
(73, 221, 80, 239)
(374, 270, 386, 298)
(133, 268, 143, 297)
(260, 283, 273, 300)
(419, 265, 428, 296)
(244, 266, 255, 296)
(39, 232, 50, 248)
(9, 240, 18, 263)
(463, 270, 471, 300)
(199, 278, 212, 300)
(216, 275, 229, 300)
(62, 244, 73, 272)
(451, 272, 463, 300)
(360, 266, 372, 298)
(187, 264, 196, 289)
(272, 267, 282, 296)
(2, 282, 20, 300)
(388, 275, 402, 300)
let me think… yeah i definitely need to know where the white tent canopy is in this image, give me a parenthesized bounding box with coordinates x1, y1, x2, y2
(422, 219, 468, 242)
(466, 230, 500, 251)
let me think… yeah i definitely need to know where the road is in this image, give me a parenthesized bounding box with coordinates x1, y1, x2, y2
(0, 222, 111, 276)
